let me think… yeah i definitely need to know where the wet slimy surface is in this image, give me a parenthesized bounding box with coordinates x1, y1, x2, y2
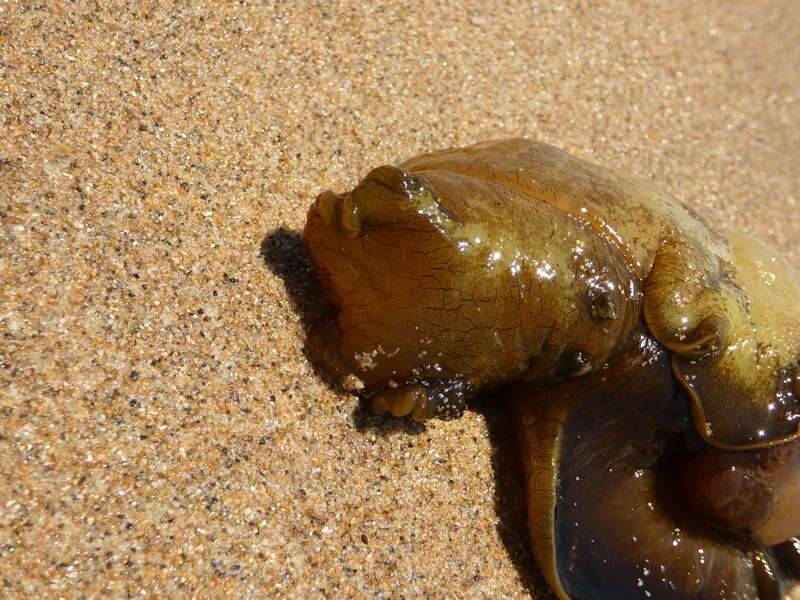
(304, 139, 800, 599)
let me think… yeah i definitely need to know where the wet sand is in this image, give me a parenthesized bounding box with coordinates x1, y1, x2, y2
(2, 1, 800, 598)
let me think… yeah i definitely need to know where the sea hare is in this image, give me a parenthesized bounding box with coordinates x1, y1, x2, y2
(302, 139, 800, 599)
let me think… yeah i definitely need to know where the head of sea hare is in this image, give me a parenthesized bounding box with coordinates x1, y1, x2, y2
(302, 163, 638, 397)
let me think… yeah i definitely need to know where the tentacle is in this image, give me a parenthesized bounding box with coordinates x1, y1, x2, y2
(369, 377, 471, 421)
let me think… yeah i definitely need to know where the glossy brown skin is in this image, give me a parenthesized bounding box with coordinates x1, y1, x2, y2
(399, 139, 800, 449)
(302, 140, 800, 598)
(680, 437, 800, 547)
(304, 164, 640, 400)
(513, 334, 800, 599)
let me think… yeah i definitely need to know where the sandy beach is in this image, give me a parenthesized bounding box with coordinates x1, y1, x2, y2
(2, 1, 800, 598)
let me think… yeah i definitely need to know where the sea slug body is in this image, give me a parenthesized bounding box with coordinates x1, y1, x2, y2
(303, 139, 800, 599)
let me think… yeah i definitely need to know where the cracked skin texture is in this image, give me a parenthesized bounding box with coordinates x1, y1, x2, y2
(302, 139, 800, 598)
